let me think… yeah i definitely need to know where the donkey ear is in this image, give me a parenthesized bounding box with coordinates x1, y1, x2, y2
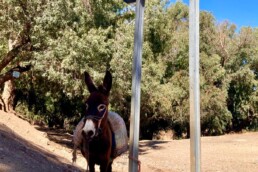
(84, 71, 97, 93)
(102, 71, 112, 95)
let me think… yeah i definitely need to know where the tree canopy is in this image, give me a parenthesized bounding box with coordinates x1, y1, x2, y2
(0, 0, 257, 139)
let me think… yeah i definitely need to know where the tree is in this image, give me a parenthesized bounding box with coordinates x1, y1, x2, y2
(0, 0, 37, 111)
(222, 27, 258, 131)
(13, 0, 128, 126)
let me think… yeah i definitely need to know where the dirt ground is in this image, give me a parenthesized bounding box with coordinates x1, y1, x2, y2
(0, 110, 258, 172)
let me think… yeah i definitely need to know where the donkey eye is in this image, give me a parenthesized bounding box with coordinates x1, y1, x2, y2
(85, 103, 89, 111)
(97, 104, 106, 112)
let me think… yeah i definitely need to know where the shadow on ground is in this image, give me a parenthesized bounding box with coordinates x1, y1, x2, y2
(35, 126, 74, 149)
(139, 140, 169, 155)
(36, 125, 170, 157)
(0, 123, 82, 172)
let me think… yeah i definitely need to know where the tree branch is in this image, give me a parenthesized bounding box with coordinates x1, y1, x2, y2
(0, 0, 32, 73)
(0, 65, 31, 86)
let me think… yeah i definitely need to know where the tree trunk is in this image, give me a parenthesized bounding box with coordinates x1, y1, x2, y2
(1, 38, 17, 112)
(2, 79, 15, 112)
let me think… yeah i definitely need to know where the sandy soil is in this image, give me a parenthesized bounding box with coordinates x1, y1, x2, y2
(0, 110, 258, 172)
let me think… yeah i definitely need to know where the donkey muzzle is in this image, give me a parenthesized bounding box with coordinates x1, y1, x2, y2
(82, 119, 96, 139)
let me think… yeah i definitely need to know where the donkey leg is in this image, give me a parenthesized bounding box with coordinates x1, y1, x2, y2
(100, 161, 112, 172)
(88, 160, 95, 172)
(107, 161, 112, 172)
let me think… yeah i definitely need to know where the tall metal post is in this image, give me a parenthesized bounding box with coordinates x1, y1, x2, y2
(129, 0, 145, 172)
(189, 0, 201, 172)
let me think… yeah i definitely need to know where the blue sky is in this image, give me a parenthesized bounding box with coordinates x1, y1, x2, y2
(169, 0, 258, 29)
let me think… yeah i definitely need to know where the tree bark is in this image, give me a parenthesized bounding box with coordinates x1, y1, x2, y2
(1, 39, 18, 112)
(2, 80, 15, 112)
(0, 64, 31, 112)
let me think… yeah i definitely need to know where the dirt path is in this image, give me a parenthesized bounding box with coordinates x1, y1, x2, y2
(0, 110, 258, 172)
(0, 123, 80, 172)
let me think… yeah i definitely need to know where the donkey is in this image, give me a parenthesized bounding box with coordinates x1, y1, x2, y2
(81, 71, 114, 172)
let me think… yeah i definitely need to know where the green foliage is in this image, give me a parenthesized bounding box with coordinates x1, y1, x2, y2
(1, 0, 257, 138)
(228, 67, 258, 131)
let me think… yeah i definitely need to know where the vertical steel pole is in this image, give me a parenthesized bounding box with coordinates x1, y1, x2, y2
(129, 0, 145, 172)
(189, 0, 201, 172)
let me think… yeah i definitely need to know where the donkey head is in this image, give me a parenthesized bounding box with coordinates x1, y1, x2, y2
(82, 71, 112, 139)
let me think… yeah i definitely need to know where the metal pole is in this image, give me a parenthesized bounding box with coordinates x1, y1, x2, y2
(189, 0, 201, 172)
(129, 0, 145, 172)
